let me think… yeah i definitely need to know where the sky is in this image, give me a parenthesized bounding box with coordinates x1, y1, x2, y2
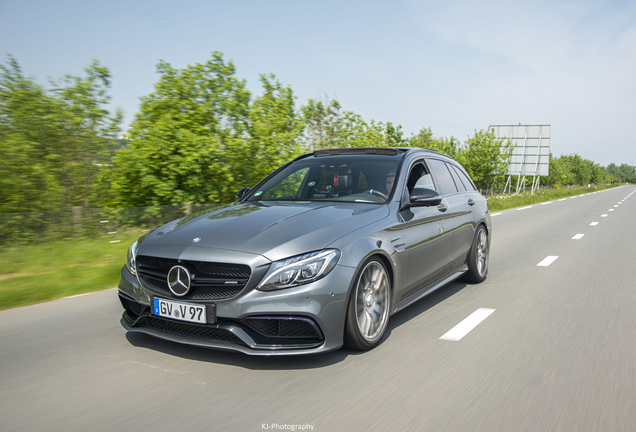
(1, 0, 635, 167)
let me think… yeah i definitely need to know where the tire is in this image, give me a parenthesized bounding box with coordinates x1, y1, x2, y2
(343, 258, 392, 350)
(462, 225, 489, 283)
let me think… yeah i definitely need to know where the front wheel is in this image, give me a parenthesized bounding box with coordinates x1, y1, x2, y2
(462, 225, 489, 283)
(344, 258, 392, 350)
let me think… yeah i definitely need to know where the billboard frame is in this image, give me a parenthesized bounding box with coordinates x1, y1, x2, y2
(490, 124, 551, 194)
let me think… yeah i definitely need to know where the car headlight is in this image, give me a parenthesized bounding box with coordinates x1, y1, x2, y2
(257, 249, 340, 291)
(126, 239, 139, 275)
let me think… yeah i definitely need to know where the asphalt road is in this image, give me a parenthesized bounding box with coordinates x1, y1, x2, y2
(1, 185, 635, 432)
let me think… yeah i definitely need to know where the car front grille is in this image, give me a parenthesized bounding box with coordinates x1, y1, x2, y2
(136, 255, 251, 300)
(135, 316, 245, 345)
(137, 256, 250, 277)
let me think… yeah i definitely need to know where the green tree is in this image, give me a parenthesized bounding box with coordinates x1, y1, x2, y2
(330, 112, 406, 148)
(110, 53, 252, 206)
(543, 153, 567, 186)
(0, 56, 121, 213)
(407, 128, 463, 160)
(110, 53, 306, 205)
(239, 73, 305, 187)
(606, 163, 636, 183)
(543, 154, 618, 186)
(301, 96, 342, 150)
(406, 127, 434, 148)
(459, 129, 512, 190)
(51, 60, 123, 207)
(559, 154, 593, 185)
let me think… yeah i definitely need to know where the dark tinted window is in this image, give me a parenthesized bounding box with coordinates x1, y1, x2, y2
(427, 159, 457, 195)
(406, 162, 426, 193)
(451, 164, 477, 191)
(447, 163, 466, 192)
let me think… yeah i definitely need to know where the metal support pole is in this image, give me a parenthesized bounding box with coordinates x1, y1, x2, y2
(530, 126, 544, 195)
(502, 175, 511, 194)
(515, 125, 529, 194)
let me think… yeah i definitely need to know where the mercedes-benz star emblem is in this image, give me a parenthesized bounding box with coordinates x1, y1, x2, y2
(167, 265, 192, 297)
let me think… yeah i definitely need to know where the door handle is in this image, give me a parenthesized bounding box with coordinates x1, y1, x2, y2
(437, 204, 448, 212)
(468, 199, 475, 206)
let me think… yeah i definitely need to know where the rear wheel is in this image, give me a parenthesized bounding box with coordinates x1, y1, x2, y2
(462, 225, 489, 283)
(344, 258, 391, 350)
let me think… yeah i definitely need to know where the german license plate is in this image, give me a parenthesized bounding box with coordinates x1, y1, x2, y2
(153, 298, 206, 324)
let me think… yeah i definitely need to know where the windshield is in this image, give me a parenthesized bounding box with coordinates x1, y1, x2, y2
(246, 155, 400, 204)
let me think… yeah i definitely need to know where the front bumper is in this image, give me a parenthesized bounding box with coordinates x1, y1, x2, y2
(118, 263, 355, 355)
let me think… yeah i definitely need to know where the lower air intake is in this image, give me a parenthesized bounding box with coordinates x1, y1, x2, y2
(244, 317, 322, 339)
(135, 316, 245, 345)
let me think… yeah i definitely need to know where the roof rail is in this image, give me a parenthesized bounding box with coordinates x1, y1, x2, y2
(395, 147, 454, 160)
(313, 147, 406, 157)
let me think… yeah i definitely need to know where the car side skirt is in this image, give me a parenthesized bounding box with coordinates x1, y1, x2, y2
(390, 264, 468, 315)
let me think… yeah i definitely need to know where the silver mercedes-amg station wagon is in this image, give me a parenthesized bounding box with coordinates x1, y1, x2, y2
(118, 147, 491, 355)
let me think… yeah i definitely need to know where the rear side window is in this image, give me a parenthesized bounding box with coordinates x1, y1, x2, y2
(427, 159, 457, 195)
(451, 164, 477, 192)
(447, 163, 466, 192)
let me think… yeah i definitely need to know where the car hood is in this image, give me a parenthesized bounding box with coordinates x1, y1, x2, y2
(140, 201, 390, 262)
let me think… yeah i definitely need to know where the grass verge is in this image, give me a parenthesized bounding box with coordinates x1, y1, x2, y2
(486, 184, 623, 212)
(0, 231, 143, 311)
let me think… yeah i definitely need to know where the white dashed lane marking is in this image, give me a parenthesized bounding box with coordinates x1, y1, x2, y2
(491, 213, 502, 216)
(558, 198, 567, 202)
(541, 202, 553, 205)
(572, 234, 585, 240)
(516, 206, 533, 211)
(609, 209, 614, 212)
(440, 308, 495, 342)
(537, 256, 559, 267)
(590, 222, 599, 226)
(601, 214, 608, 217)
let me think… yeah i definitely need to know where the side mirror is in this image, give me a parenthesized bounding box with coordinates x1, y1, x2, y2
(404, 187, 442, 209)
(236, 187, 251, 200)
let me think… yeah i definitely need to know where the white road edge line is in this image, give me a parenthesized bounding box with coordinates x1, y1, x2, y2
(537, 256, 559, 267)
(590, 222, 599, 226)
(62, 288, 117, 301)
(558, 198, 567, 201)
(516, 206, 533, 211)
(572, 234, 585, 240)
(64, 292, 95, 299)
(491, 213, 502, 216)
(541, 202, 553, 205)
(439, 308, 495, 342)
